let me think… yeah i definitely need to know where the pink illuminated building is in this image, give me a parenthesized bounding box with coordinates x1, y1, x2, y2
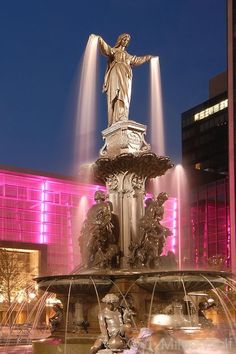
(190, 180, 230, 267)
(0, 165, 177, 275)
(0, 166, 105, 275)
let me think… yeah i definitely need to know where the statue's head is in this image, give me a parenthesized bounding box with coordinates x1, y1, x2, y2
(157, 192, 168, 204)
(94, 190, 106, 203)
(102, 293, 119, 304)
(115, 33, 131, 48)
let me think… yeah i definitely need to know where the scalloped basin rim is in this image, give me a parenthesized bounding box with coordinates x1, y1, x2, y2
(136, 270, 230, 293)
(35, 269, 231, 283)
(35, 270, 231, 294)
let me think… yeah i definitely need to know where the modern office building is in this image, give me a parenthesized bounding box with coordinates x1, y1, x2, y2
(181, 73, 230, 267)
(182, 72, 228, 180)
(180, 0, 236, 269)
(228, 0, 236, 271)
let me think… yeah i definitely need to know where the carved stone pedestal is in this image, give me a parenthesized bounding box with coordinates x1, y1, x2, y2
(94, 152, 173, 265)
(94, 119, 173, 266)
(100, 120, 150, 158)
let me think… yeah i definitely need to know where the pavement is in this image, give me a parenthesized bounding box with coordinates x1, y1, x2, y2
(0, 346, 32, 353)
(0, 326, 50, 353)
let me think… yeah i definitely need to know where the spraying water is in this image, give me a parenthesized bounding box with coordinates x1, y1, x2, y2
(151, 164, 189, 269)
(73, 195, 89, 268)
(150, 57, 165, 155)
(173, 164, 188, 269)
(74, 35, 99, 171)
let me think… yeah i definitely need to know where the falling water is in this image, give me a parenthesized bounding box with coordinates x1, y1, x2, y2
(72, 195, 89, 268)
(174, 165, 188, 269)
(201, 275, 236, 341)
(90, 277, 102, 313)
(181, 277, 192, 325)
(150, 57, 165, 155)
(148, 280, 157, 328)
(74, 35, 99, 172)
(109, 278, 137, 329)
(151, 164, 188, 269)
(64, 280, 73, 354)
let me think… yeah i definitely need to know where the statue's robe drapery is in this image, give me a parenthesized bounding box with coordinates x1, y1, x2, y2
(98, 37, 151, 126)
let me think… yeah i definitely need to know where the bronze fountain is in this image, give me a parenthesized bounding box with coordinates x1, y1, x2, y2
(33, 34, 231, 354)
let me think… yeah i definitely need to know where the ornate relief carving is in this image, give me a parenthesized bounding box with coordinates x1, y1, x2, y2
(106, 175, 119, 191)
(131, 174, 145, 190)
(120, 129, 129, 148)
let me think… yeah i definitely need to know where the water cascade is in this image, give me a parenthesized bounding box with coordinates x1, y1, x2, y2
(151, 164, 189, 268)
(74, 35, 99, 170)
(150, 57, 165, 155)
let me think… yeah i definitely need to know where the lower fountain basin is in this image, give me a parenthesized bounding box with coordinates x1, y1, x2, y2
(36, 269, 230, 295)
(35, 274, 113, 295)
(136, 270, 229, 293)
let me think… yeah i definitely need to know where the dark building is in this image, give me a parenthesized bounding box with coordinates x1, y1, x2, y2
(227, 0, 236, 271)
(180, 0, 236, 270)
(182, 72, 228, 182)
(181, 73, 230, 268)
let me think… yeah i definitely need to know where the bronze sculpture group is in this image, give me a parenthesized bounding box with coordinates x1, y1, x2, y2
(128, 192, 172, 268)
(79, 190, 121, 269)
(80, 189, 174, 270)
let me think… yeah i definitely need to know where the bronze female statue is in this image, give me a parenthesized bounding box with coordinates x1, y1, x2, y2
(92, 33, 152, 127)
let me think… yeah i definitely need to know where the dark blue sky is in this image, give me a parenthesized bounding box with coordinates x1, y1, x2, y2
(0, 0, 226, 176)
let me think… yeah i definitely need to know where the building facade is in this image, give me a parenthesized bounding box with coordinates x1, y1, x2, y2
(0, 166, 104, 276)
(181, 73, 230, 268)
(227, 0, 236, 271)
(0, 166, 177, 277)
(182, 73, 228, 178)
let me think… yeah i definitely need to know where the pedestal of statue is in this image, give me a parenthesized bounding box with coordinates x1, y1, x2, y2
(94, 120, 172, 264)
(100, 120, 150, 158)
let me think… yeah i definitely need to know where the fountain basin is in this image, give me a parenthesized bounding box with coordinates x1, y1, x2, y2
(136, 270, 230, 293)
(35, 274, 113, 295)
(94, 152, 173, 182)
(36, 269, 230, 295)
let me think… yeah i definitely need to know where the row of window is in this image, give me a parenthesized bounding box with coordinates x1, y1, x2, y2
(182, 115, 227, 142)
(0, 184, 94, 206)
(182, 99, 228, 128)
(194, 99, 228, 121)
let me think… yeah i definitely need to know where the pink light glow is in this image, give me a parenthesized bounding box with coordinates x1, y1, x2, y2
(171, 199, 177, 251)
(0, 166, 179, 273)
(40, 181, 47, 244)
(175, 164, 188, 269)
(191, 195, 230, 267)
(162, 197, 177, 255)
(0, 167, 105, 274)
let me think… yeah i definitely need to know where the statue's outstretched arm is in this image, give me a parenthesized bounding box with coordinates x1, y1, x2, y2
(131, 55, 153, 66)
(97, 36, 113, 58)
